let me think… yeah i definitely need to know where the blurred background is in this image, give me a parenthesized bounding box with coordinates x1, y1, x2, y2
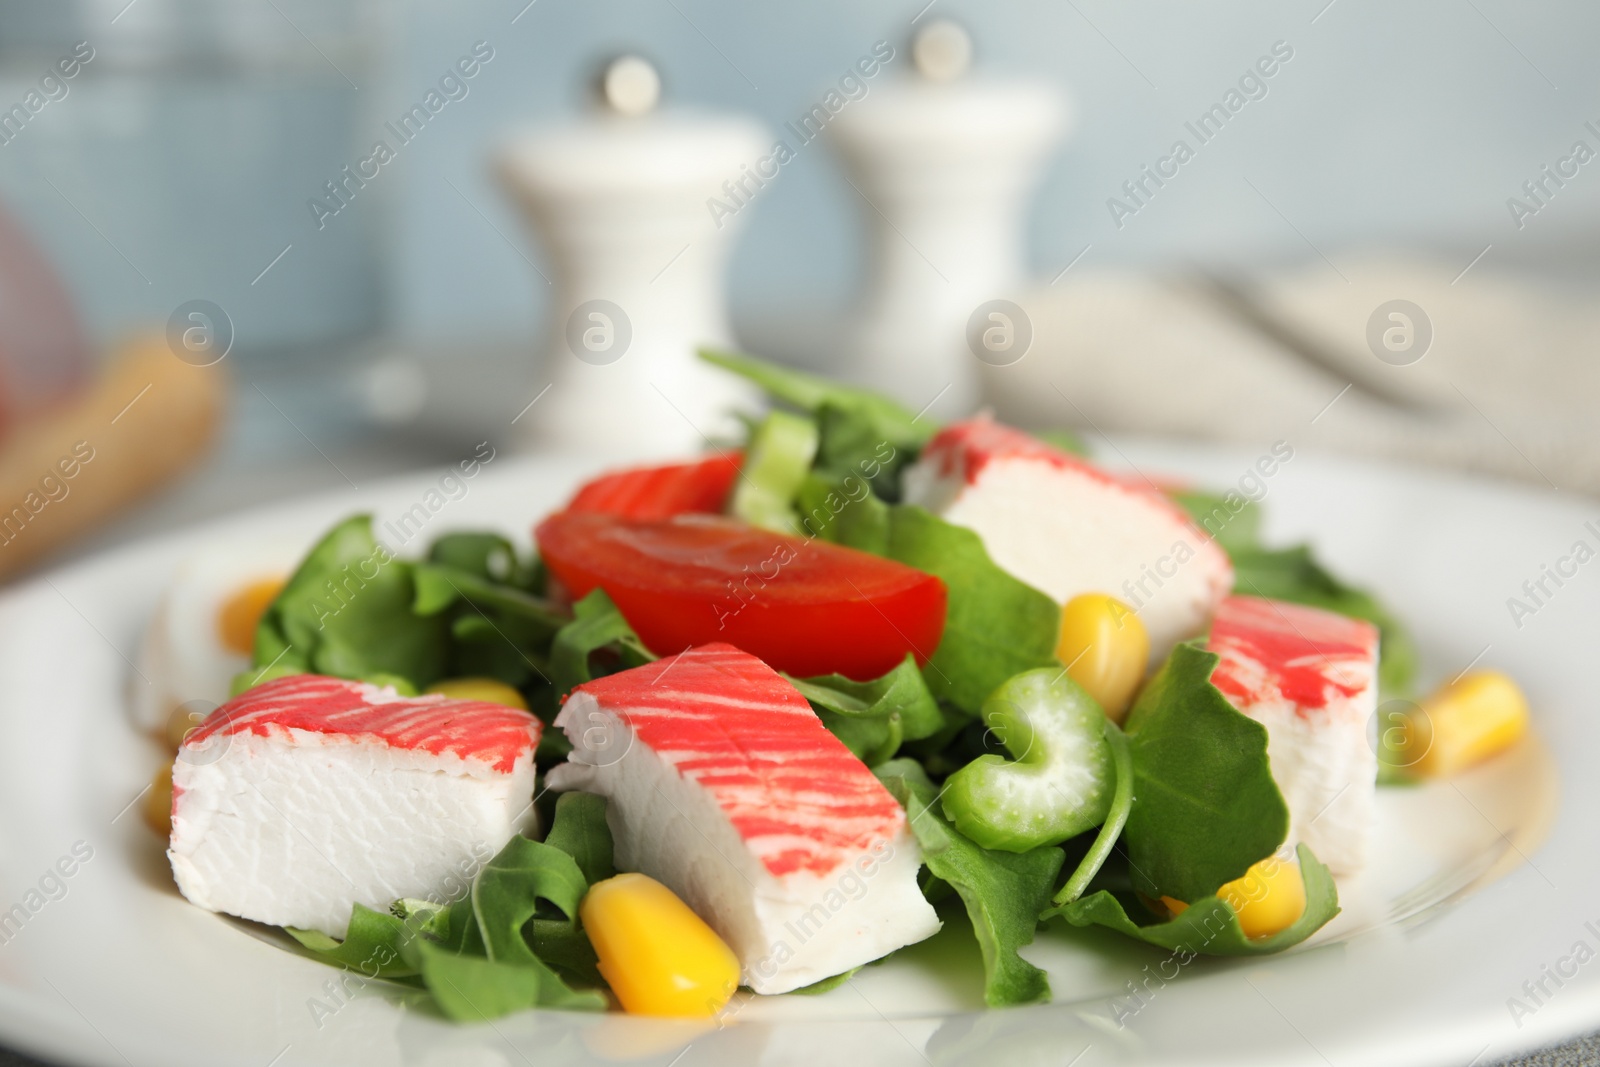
(0, 0, 1596, 578)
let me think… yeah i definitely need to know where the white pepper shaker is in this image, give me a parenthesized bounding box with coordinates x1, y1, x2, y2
(496, 57, 767, 457)
(828, 22, 1069, 419)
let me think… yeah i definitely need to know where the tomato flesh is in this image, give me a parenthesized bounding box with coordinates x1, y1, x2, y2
(565, 453, 741, 520)
(536, 512, 946, 681)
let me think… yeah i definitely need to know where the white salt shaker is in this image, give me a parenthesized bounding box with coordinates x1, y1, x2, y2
(829, 22, 1069, 419)
(496, 58, 767, 457)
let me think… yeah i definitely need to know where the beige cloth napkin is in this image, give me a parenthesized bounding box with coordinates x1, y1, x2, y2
(985, 258, 1597, 496)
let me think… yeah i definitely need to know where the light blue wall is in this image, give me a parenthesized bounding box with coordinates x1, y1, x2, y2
(389, 0, 1600, 344)
(2, 0, 1597, 355)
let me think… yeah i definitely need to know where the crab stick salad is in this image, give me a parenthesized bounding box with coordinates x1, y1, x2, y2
(132, 350, 1532, 1019)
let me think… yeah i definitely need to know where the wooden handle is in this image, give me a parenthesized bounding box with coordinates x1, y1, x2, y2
(0, 336, 226, 581)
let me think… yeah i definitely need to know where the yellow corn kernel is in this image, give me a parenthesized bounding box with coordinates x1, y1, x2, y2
(1056, 594, 1149, 723)
(581, 873, 740, 1017)
(1161, 855, 1306, 939)
(143, 764, 174, 837)
(424, 677, 529, 710)
(216, 577, 286, 656)
(1405, 670, 1529, 778)
(1219, 855, 1306, 938)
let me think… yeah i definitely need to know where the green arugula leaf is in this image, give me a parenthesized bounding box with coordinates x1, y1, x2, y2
(444, 837, 606, 1009)
(421, 833, 606, 1017)
(526, 919, 604, 989)
(409, 563, 566, 630)
(795, 470, 892, 547)
(548, 589, 658, 696)
(412, 563, 566, 628)
(244, 515, 449, 691)
(876, 759, 1063, 1007)
(415, 883, 492, 960)
(846, 505, 1060, 715)
(391, 897, 453, 939)
(471, 838, 588, 964)
(1121, 642, 1288, 902)
(286, 904, 421, 981)
(788, 654, 944, 766)
(812, 402, 916, 502)
(529, 795, 614, 984)
(699, 348, 934, 452)
(414, 941, 601, 1020)
(790, 968, 861, 994)
(1168, 488, 1263, 557)
(1229, 544, 1417, 695)
(427, 531, 538, 590)
(542, 792, 616, 886)
(1047, 843, 1339, 955)
(410, 561, 567, 690)
(904, 705, 995, 780)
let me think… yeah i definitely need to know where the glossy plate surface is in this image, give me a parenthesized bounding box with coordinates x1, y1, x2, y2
(0, 443, 1589, 1067)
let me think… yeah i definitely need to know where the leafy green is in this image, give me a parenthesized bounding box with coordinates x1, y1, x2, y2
(1053, 717, 1133, 907)
(433, 837, 604, 1012)
(1047, 843, 1339, 955)
(452, 819, 611, 1003)
(548, 589, 658, 696)
(286, 904, 423, 983)
(525, 917, 604, 989)
(902, 702, 981, 779)
(411, 944, 560, 1020)
(1169, 488, 1263, 557)
(940, 669, 1113, 852)
(790, 968, 861, 994)
(699, 348, 935, 453)
(243, 515, 449, 692)
(1229, 544, 1417, 695)
(730, 409, 819, 534)
(785, 393, 916, 536)
(412, 564, 564, 627)
(471, 838, 587, 963)
(812, 402, 916, 501)
(391, 897, 452, 939)
(788, 655, 944, 766)
(876, 759, 1063, 1007)
(542, 792, 615, 886)
(238, 519, 575, 697)
(796, 469, 891, 546)
(836, 504, 1060, 715)
(410, 561, 567, 690)
(1121, 642, 1288, 902)
(426, 531, 539, 591)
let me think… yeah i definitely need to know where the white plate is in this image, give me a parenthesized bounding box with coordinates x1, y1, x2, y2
(0, 443, 1593, 1067)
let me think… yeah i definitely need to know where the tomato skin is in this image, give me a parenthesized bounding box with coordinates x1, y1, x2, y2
(536, 512, 946, 681)
(565, 454, 741, 520)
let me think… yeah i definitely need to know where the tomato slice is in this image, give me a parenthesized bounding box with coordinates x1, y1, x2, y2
(565, 453, 741, 520)
(536, 512, 946, 681)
